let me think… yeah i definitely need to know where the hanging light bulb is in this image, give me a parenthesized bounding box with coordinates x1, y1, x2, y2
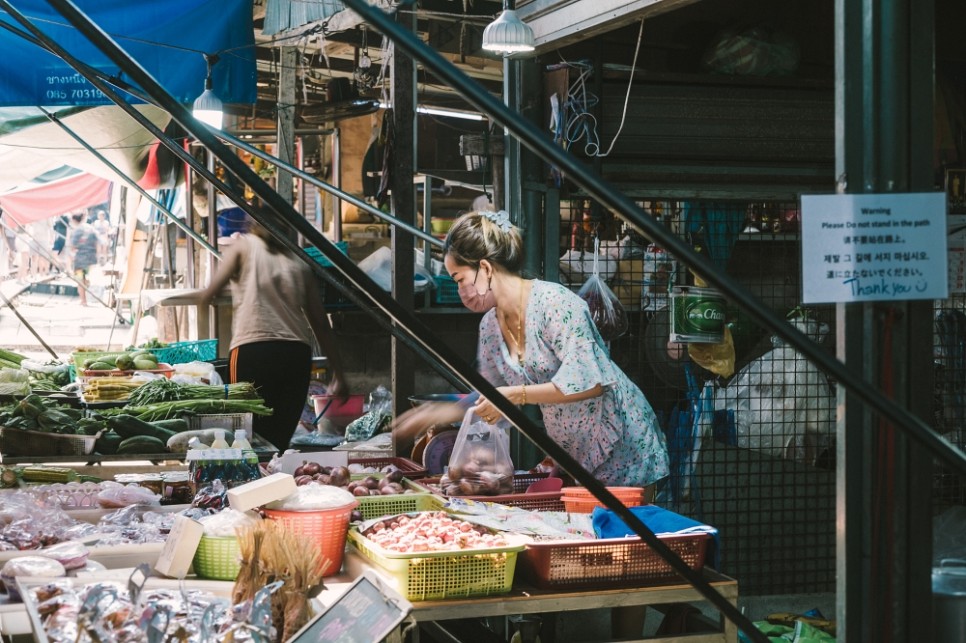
(193, 53, 224, 130)
(482, 0, 535, 55)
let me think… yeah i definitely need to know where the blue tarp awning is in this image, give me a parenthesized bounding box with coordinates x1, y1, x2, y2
(0, 0, 256, 107)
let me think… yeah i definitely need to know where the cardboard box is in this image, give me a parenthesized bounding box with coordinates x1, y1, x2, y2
(226, 472, 298, 512)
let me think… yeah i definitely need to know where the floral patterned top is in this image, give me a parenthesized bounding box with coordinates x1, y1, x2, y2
(478, 280, 670, 487)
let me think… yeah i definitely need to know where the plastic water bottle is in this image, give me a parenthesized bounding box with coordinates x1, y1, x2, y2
(186, 437, 209, 452)
(231, 429, 252, 450)
(209, 429, 229, 450)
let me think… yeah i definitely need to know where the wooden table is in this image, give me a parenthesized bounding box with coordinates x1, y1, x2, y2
(326, 552, 739, 643)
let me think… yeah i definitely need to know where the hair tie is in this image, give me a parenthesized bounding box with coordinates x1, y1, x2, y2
(482, 210, 512, 232)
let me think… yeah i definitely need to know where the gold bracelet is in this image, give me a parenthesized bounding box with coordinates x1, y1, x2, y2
(521, 384, 527, 405)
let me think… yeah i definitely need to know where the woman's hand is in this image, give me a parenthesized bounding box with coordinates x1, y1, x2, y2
(471, 386, 523, 424)
(392, 403, 463, 442)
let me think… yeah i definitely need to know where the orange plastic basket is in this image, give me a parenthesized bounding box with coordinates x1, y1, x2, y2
(561, 486, 646, 513)
(262, 501, 357, 576)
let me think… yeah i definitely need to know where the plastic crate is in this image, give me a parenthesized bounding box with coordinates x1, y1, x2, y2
(193, 535, 241, 580)
(187, 413, 253, 432)
(349, 456, 428, 479)
(347, 524, 526, 601)
(519, 532, 711, 590)
(71, 350, 124, 369)
(561, 486, 646, 513)
(151, 339, 218, 365)
(356, 488, 445, 521)
(0, 427, 101, 456)
(432, 274, 461, 305)
(305, 241, 349, 268)
(319, 268, 357, 310)
(412, 474, 565, 512)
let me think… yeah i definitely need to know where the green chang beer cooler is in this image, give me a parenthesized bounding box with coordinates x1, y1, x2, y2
(669, 286, 726, 343)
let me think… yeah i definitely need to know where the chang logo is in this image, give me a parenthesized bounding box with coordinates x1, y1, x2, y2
(685, 301, 725, 332)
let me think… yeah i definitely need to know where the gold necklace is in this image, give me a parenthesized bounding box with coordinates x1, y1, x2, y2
(502, 281, 526, 366)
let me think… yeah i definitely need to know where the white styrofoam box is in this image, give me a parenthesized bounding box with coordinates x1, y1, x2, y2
(226, 472, 298, 513)
(154, 514, 204, 579)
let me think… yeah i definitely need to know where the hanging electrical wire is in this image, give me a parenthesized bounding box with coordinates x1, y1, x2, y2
(597, 17, 645, 158)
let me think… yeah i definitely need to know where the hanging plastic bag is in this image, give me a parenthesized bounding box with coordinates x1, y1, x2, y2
(439, 409, 514, 496)
(578, 238, 629, 341)
(344, 385, 393, 443)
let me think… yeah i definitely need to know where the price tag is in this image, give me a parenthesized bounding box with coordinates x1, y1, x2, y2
(289, 570, 413, 643)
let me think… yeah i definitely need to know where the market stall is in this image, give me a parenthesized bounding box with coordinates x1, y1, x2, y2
(0, 433, 735, 642)
(0, 335, 739, 643)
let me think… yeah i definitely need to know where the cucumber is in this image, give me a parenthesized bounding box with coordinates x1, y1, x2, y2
(116, 435, 167, 454)
(107, 414, 178, 441)
(94, 431, 123, 455)
(150, 418, 190, 433)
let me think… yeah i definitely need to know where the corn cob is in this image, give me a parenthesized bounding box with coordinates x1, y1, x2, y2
(82, 378, 143, 402)
(19, 466, 79, 483)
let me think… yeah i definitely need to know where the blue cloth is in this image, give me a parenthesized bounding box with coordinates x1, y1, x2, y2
(591, 504, 720, 567)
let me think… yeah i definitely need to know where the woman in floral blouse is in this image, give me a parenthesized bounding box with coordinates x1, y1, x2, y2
(394, 210, 669, 490)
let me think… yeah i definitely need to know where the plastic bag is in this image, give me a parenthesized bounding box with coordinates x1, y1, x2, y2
(578, 239, 628, 341)
(439, 410, 514, 496)
(357, 246, 434, 292)
(343, 385, 392, 443)
(712, 314, 835, 463)
(702, 27, 800, 77)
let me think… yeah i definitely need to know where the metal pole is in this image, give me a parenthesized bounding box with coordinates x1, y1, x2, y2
(0, 288, 58, 359)
(217, 131, 443, 248)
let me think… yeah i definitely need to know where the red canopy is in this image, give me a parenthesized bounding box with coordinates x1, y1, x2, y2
(0, 172, 111, 225)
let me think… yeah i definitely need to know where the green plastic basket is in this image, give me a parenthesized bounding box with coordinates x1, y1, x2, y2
(193, 535, 241, 580)
(348, 526, 525, 601)
(151, 339, 218, 364)
(356, 491, 445, 521)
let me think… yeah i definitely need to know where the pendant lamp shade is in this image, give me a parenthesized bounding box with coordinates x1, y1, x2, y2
(193, 53, 224, 130)
(482, 8, 535, 54)
(193, 88, 224, 130)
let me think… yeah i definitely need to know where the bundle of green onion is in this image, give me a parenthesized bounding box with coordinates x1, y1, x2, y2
(100, 398, 273, 421)
(126, 378, 260, 407)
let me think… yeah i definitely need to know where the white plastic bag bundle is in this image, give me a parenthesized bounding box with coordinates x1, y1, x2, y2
(713, 316, 835, 463)
(357, 246, 434, 292)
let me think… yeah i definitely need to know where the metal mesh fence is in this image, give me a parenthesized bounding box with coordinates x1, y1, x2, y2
(556, 198, 838, 595)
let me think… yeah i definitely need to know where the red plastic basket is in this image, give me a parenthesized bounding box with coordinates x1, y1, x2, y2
(413, 474, 565, 512)
(561, 486, 646, 513)
(262, 501, 357, 576)
(520, 533, 711, 590)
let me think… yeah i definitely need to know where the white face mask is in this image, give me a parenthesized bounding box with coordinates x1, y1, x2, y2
(457, 269, 496, 313)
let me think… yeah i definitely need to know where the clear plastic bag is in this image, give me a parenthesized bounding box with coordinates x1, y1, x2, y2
(343, 385, 392, 442)
(578, 239, 628, 341)
(439, 409, 514, 496)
